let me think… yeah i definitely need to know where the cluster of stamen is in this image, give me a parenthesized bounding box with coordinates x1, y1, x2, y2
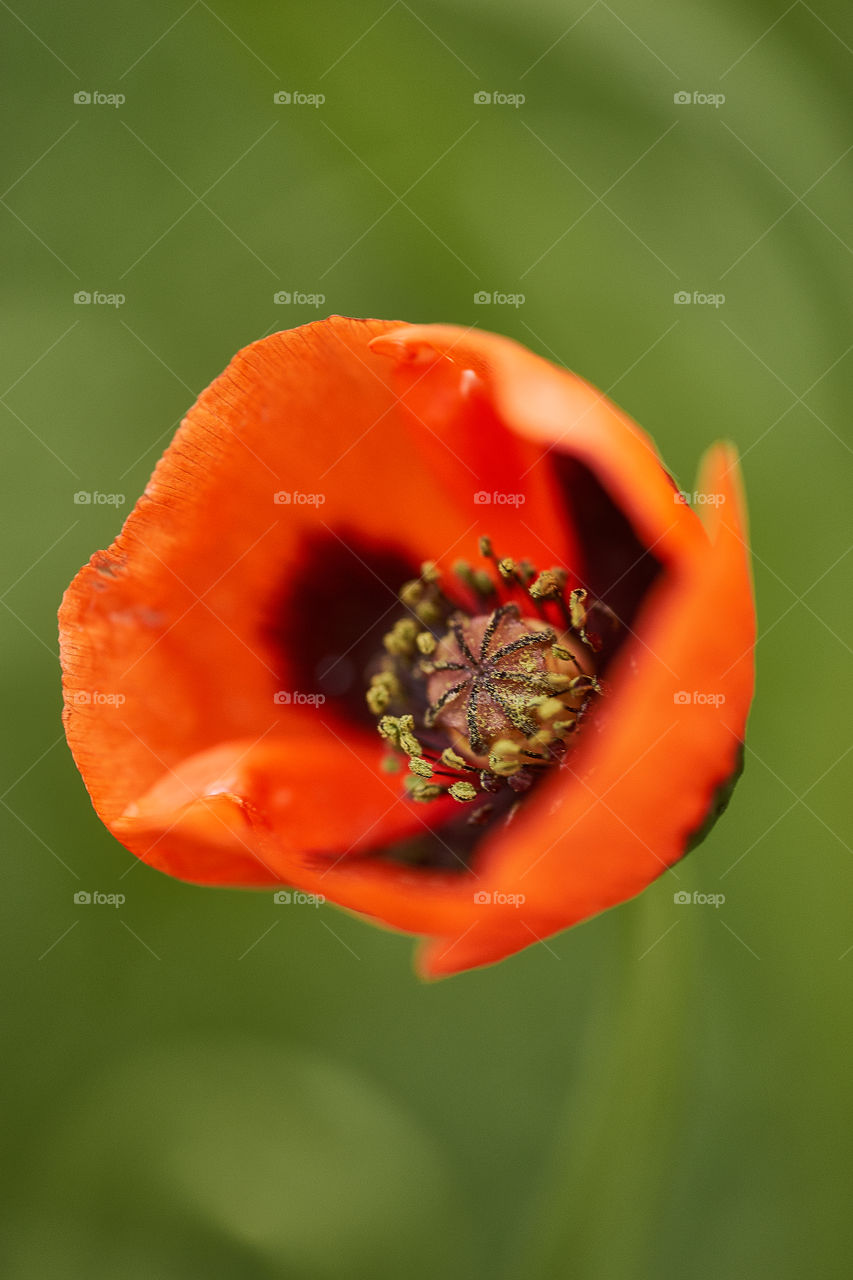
(365, 537, 612, 824)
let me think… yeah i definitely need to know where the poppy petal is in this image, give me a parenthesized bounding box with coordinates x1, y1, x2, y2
(60, 319, 435, 825)
(111, 720, 434, 885)
(417, 443, 755, 976)
(370, 325, 705, 575)
(60, 318, 755, 977)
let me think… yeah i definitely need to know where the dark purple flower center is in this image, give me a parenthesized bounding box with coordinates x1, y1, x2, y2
(365, 537, 612, 821)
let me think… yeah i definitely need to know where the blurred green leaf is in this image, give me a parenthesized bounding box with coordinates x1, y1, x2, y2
(8, 1039, 473, 1279)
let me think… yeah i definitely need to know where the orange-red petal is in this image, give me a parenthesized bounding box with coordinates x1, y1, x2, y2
(60, 318, 755, 975)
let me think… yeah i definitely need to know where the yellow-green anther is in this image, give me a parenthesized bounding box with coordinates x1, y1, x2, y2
(366, 682, 391, 714)
(535, 697, 565, 722)
(399, 579, 423, 608)
(397, 715, 422, 758)
(478, 536, 493, 557)
(488, 738, 521, 777)
(551, 643, 577, 663)
(553, 720, 576, 735)
(498, 557, 516, 579)
(381, 754, 401, 773)
(449, 781, 478, 803)
(408, 756, 434, 778)
(569, 588, 588, 631)
(473, 570, 496, 596)
(406, 778, 442, 803)
(415, 599, 442, 626)
(530, 570, 564, 600)
(420, 560, 440, 583)
(383, 617, 418, 656)
(547, 673, 573, 693)
(383, 669, 402, 690)
(416, 631, 437, 655)
(440, 747, 469, 771)
(377, 714, 401, 744)
(570, 674, 600, 694)
(377, 712, 418, 752)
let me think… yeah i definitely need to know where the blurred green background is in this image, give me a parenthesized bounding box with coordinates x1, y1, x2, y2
(2, 1, 851, 1276)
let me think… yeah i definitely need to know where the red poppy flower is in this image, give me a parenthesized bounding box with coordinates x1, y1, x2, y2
(59, 317, 755, 977)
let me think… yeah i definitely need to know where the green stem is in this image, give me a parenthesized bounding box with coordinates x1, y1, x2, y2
(509, 889, 695, 1280)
